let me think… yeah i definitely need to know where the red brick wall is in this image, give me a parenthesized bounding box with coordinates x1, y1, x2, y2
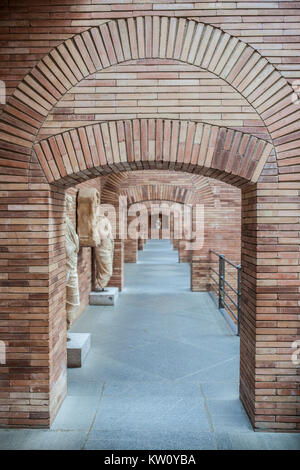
(1, 1, 299, 127)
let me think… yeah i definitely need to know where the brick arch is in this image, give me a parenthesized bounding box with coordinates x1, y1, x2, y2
(0, 15, 298, 183)
(120, 185, 197, 206)
(33, 118, 273, 186)
(103, 183, 198, 206)
(103, 171, 216, 204)
(102, 171, 218, 207)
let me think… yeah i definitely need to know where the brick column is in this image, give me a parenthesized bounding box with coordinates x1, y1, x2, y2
(124, 215, 138, 263)
(172, 238, 180, 251)
(108, 204, 124, 291)
(239, 184, 257, 428)
(178, 240, 192, 263)
(138, 238, 144, 251)
(190, 201, 210, 291)
(108, 239, 123, 291)
(124, 239, 137, 263)
(0, 181, 67, 428)
(191, 256, 210, 292)
(240, 183, 300, 431)
(48, 185, 67, 426)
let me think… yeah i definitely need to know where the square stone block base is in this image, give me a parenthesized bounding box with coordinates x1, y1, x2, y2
(89, 287, 119, 305)
(67, 332, 91, 368)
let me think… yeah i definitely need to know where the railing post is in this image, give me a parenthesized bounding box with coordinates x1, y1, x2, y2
(219, 254, 225, 309)
(237, 265, 242, 336)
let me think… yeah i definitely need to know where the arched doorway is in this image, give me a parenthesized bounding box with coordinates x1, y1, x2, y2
(0, 16, 299, 432)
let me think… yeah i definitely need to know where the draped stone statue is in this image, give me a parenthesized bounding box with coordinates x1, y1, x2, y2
(94, 212, 114, 291)
(155, 218, 161, 230)
(65, 194, 80, 328)
(77, 188, 101, 247)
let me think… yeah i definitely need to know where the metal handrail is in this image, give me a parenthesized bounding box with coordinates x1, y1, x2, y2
(209, 250, 241, 336)
(223, 278, 239, 295)
(210, 249, 241, 269)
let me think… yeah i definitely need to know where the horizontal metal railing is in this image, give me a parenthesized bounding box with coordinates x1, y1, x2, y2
(209, 250, 241, 336)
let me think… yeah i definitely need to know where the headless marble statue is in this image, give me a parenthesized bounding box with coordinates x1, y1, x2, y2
(65, 194, 80, 328)
(95, 213, 114, 291)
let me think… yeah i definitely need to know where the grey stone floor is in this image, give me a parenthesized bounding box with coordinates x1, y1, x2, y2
(0, 239, 299, 450)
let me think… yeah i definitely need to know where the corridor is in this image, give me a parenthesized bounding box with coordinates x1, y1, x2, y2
(0, 240, 299, 450)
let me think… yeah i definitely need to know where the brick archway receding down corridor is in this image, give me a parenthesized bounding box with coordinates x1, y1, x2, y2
(0, 15, 299, 432)
(54, 239, 247, 448)
(100, 171, 241, 284)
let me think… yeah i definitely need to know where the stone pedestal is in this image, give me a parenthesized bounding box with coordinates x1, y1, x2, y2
(67, 332, 91, 368)
(89, 287, 119, 306)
